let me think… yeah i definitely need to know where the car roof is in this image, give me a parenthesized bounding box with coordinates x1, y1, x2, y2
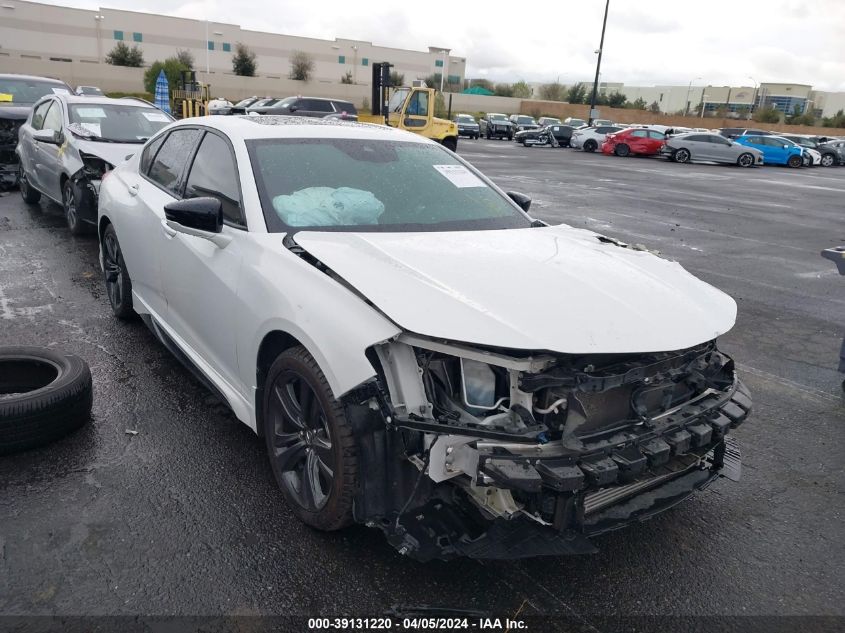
(0, 73, 69, 85)
(49, 94, 156, 108)
(173, 115, 434, 143)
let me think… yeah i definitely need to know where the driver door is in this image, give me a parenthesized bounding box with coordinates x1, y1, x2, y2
(35, 99, 65, 200)
(399, 89, 431, 134)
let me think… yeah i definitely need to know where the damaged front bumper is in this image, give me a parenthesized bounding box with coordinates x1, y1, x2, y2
(346, 335, 752, 561)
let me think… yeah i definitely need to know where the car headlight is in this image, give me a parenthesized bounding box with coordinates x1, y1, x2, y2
(80, 152, 114, 178)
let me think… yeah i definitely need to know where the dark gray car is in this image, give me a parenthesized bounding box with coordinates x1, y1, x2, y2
(247, 96, 358, 120)
(664, 132, 763, 167)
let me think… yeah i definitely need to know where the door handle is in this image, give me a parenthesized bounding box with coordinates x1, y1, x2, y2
(127, 183, 139, 196)
(160, 218, 177, 238)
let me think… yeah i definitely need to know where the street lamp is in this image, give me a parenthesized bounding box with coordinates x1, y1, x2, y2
(351, 45, 358, 83)
(700, 93, 709, 119)
(748, 76, 758, 118)
(587, 0, 610, 125)
(94, 14, 104, 63)
(685, 76, 701, 116)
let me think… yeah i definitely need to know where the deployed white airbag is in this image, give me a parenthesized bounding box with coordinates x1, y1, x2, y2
(272, 187, 384, 227)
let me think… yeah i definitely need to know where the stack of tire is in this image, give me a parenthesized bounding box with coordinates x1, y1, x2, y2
(0, 347, 93, 455)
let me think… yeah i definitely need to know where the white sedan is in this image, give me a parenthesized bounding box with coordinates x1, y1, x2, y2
(98, 115, 751, 560)
(570, 124, 624, 152)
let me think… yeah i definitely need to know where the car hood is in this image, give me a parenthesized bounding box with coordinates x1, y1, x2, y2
(0, 105, 33, 120)
(294, 225, 737, 354)
(72, 138, 141, 166)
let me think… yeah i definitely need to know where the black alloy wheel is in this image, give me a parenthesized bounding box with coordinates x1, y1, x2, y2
(63, 180, 87, 235)
(674, 148, 691, 163)
(101, 224, 134, 319)
(737, 152, 755, 168)
(615, 143, 631, 157)
(787, 155, 803, 168)
(264, 346, 357, 531)
(583, 139, 597, 152)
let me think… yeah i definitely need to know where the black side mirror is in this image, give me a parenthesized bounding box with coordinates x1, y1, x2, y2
(164, 197, 222, 233)
(506, 191, 532, 212)
(288, 105, 297, 112)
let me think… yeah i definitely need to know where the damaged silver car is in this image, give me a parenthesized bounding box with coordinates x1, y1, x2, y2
(97, 117, 751, 561)
(17, 94, 173, 233)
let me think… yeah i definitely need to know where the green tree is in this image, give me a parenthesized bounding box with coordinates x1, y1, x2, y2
(423, 73, 441, 89)
(789, 112, 816, 126)
(233, 43, 257, 77)
(607, 91, 627, 108)
(538, 82, 565, 101)
(510, 80, 532, 98)
(649, 101, 661, 113)
(175, 49, 194, 69)
(143, 57, 189, 94)
(341, 71, 353, 84)
(105, 41, 144, 67)
(628, 97, 647, 110)
(821, 109, 845, 128)
(289, 50, 313, 81)
(493, 83, 514, 97)
(565, 82, 587, 104)
(753, 107, 781, 123)
(389, 71, 405, 87)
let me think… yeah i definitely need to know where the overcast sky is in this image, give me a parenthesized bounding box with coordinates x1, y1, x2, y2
(55, 0, 845, 90)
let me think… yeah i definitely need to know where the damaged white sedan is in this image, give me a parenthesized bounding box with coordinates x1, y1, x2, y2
(97, 115, 751, 560)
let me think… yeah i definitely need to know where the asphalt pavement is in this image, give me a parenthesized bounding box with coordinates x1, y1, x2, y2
(0, 140, 843, 628)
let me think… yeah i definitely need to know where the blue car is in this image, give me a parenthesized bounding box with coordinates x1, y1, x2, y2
(734, 134, 804, 167)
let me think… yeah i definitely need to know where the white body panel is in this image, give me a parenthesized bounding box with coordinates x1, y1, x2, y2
(295, 226, 737, 354)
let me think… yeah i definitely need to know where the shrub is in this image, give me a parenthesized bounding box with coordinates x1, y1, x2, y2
(289, 51, 314, 81)
(105, 42, 144, 67)
(233, 43, 257, 77)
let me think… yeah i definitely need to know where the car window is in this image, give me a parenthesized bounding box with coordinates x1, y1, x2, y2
(333, 101, 357, 115)
(184, 132, 244, 226)
(248, 138, 531, 233)
(631, 129, 648, 138)
(31, 100, 52, 130)
(647, 130, 665, 140)
(0, 77, 70, 106)
(42, 101, 63, 132)
(147, 128, 201, 196)
(303, 99, 334, 113)
(686, 134, 707, 142)
(407, 91, 429, 117)
(68, 104, 171, 143)
(709, 135, 731, 145)
(140, 133, 167, 175)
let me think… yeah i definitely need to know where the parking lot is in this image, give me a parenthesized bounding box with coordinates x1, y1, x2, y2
(1, 140, 843, 626)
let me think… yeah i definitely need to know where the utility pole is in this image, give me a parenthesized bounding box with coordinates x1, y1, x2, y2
(587, 0, 610, 125)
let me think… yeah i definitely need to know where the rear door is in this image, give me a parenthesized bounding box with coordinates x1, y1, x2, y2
(646, 130, 666, 154)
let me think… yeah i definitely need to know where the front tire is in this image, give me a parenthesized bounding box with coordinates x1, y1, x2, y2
(263, 346, 357, 531)
(19, 168, 41, 204)
(63, 179, 89, 235)
(820, 153, 835, 167)
(101, 223, 135, 319)
(583, 139, 597, 153)
(737, 152, 755, 168)
(673, 148, 691, 163)
(615, 143, 631, 157)
(787, 155, 802, 168)
(442, 136, 457, 152)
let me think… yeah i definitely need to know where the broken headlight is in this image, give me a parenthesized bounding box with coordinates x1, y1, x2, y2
(79, 152, 113, 178)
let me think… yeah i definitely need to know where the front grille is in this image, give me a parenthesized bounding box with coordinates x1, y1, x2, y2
(0, 118, 23, 147)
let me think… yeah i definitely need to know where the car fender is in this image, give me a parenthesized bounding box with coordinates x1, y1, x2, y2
(237, 233, 401, 428)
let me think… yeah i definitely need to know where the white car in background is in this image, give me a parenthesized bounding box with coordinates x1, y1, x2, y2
(96, 115, 751, 561)
(570, 124, 625, 152)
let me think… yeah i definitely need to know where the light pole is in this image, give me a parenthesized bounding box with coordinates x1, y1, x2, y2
(684, 76, 701, 116)
(748, 76, 758, 118)
(587, 0, 610, 125)
(700, 93, 709, 119)
(440, 48, 449, 93)
(205, 18, 210, 79)
(94, 14, 104, 62)
(351, 45, 358, 83)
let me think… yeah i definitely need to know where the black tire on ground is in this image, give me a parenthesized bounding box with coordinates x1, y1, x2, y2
(19, 168, 41, 204)
(820, 153, 835, 167)
(263, 345, 357, 531)
(442, 136, 457, 152)
(615, 143, 631, 157)
(101, 223, 135, 319)
(787, 155, 803, 168)
(0, 347, 93, 455)
(63, 179, 89, 236)
(485, 130, 491, 140)
(507, 133, 513, 141)
(674, 148, 691, 163)
(583, 139, 597, 152)
(737, 152, 755, 168)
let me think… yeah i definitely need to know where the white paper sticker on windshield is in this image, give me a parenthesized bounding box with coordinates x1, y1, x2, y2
(51, 88, 70, 95)
(143, 111, 170, 122)
(80, 122, 101, 136)
(433, 164, 485, 188)
(76, 107, 107, 118)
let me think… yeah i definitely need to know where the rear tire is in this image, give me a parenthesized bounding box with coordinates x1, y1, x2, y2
(442, 136, 457, 152)
(0, 346, 93, 455)
(263, 346, 357, 531)
(787, 155, 802, 168)
(673, 148, 691, 163)
(19, 168, 41, 204)
(583, 139, 597, 153)
(820, 153, 835, 167)
(615, 143, 631, 157)
(737, 152, 755, 168)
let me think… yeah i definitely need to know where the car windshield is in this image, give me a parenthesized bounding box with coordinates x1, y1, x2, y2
(489, 114, 508, 121)
(251, 99, 279, 108)
(0, 78, 70, 106)
(516, 116, 535, 124)
(273, 97, 298, 109)
(248, 138, 531, 233)
(68, 104, 172, 143)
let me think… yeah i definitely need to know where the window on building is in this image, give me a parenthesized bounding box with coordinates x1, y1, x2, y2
(447, 75, 460, 85)
(338, 55, 345, 64)
(222, 42, 231, 52)
(133, 32, 142, 42)
(362, 57, 369, 66)
(208, 41, 214, 51)
(113, 30, 123, 41)
(434, 59, 444, 68)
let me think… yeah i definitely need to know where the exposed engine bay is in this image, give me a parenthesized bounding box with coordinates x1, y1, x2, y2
(344, 334, 751, 561)
(0, 116, 24, 189)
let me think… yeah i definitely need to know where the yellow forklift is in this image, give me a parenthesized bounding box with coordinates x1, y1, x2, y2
(172, 70, 210, 119)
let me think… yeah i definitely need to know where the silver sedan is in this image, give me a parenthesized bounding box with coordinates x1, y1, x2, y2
(664, 132, 763, 167)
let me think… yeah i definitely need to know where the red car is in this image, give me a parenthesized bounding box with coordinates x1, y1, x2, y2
(601, 128, 666, 157)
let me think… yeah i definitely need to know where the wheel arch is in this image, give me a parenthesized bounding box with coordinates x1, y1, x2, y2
(255, 330, 303, 437)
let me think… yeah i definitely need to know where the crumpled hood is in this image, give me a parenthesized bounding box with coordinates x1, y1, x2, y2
(73, 138, 141, 167)
(294, 225, 737, 354)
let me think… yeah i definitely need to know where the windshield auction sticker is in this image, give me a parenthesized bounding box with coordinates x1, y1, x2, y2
(433, 164, 485, 188)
